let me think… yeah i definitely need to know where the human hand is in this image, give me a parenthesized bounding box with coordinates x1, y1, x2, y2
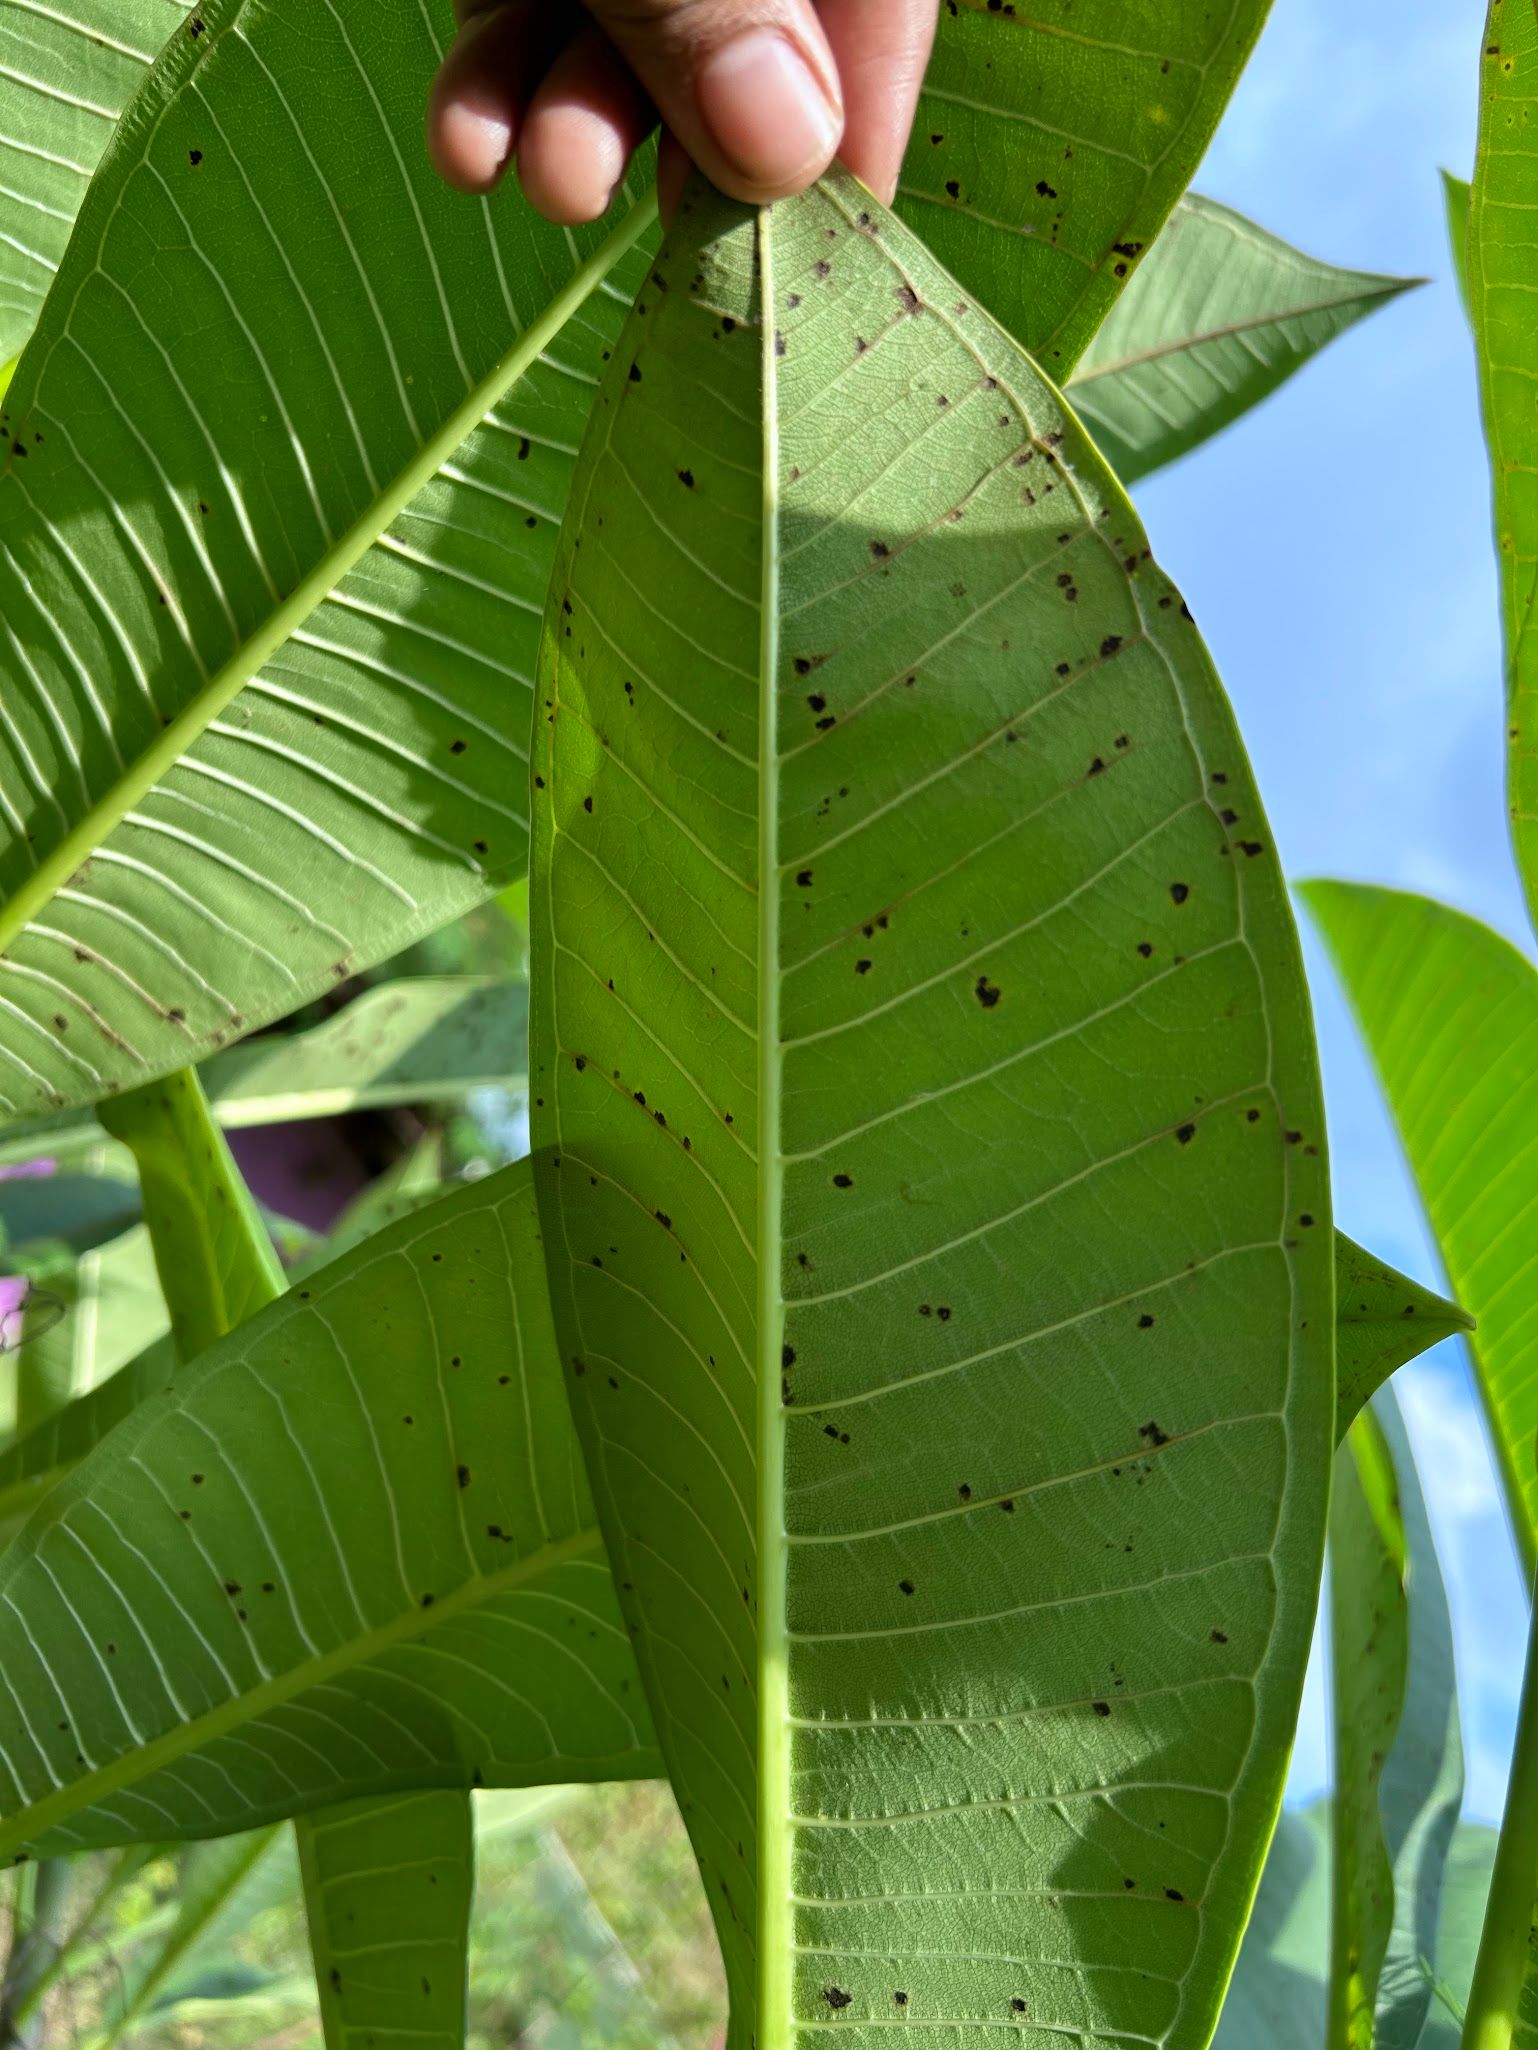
(427, 1, 939, 227)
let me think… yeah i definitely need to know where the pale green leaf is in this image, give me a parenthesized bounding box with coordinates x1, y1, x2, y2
(1331, 1407, 1406, 2050)
(1328, 1390, 1462, 2050)
(530, 172, 1333, 2048)
(298, 1793, 471, 2050)
(1416, 1825, 1497, 2048)
(1470, 3, 1538, 929)
(0, 1160, 660, 1861)
(1371, 1394, 1463, 2050)
(1212, 1803, 1329, 2048)
(99, 1066, 474, 2050)
(0, 979, 528, 1170)
(1302, 880, 1538, 1575)
(1333, 1233, 1473, 1445)
(197, 978, 527, 1128)
(1442, 170, 1472, 322)
(0, 0, 188, 363)
(1459, 1588, 1538, 2050)
(0, 1130, 452, 1526)
(1068, 194, 1416, 484)
(898, 0, 1273, 374)
(0, 0, 656, 1120)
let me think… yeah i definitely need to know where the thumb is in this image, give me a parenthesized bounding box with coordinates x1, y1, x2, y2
(584, 0, 845, 203)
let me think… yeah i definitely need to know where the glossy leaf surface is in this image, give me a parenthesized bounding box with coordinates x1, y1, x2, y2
(1304, 880, 1538, 1576)
(531, 173, 1333, 2048)
(1471, 0, 1538, 929)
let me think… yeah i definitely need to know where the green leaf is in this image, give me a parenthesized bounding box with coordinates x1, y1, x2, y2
(1302, 880, 1538, 1576)
(1333, 1232, 1473, 1445)
(1331, 1407, 1406, 2050)
(97, 1069, 282, 1361)
(1417, 1824, 1497, 2048)
(1328, 1390, 1462, 2050)
(0, 0, 187, 364)
(1369, 1394, 1463, 2050)
(1442, 170, 1472, 322)
(198, 977, 528, 1127)
(1212, 1804, 1329, 2048)
(530, 172, 1333, 2048)
(898, 0, 1274, 373)
(1470, 3, 1538, 930)
(1458, 1575, 1538, 2050)
(0, 978, 528, 1170)
(0, 1336, 172, 1528)
(0, 0, 657, 1122)
(102, 1067, 476, 2050)
(298, 1793, 472, 2050)
(0, 1159, 659, 1862)
(1067, 194, 1417, 485)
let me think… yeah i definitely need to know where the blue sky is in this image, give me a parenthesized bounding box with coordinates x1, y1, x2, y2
(1139, 0, 1524, 1817)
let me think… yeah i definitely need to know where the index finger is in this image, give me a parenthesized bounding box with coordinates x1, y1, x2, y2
(816, 0, 938, 205)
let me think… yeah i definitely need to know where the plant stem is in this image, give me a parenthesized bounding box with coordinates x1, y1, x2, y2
(0, 1861, 71, 2049)
(1462, 1567, 1538, 2049)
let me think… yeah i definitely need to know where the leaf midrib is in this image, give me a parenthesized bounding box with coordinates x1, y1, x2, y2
(0, 191, 658, 957)
(1069, 280, 1413, 387)
(0, 1521, 607, 1859)
(754, 200, 792, 2045)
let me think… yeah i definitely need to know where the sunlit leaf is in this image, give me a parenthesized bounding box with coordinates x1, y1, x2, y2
(1330, 1392, 1463, 2050)
(1068, 195, 1415, 484)
(98, 1068, 282, 1360)
(0, 0, 656, 1118)
(530, 170, 1333, 2048)
(1333, 1232, 1472, 1444)
(1303, 880, 1538, 1575)
(0, 979, 528, 1171)
(899, 0, 1274, 373)
(1470, 1, 1538, 930)
(0, 0, 188, 363)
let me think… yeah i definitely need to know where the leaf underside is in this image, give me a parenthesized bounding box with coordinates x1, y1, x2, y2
(0, 1162, 659, 1862)
(1068, 194, 1415, 484)
(0, 0, 1296, 1136)
(530, 173, 1333, 2048)
(0, 0, 190, 364)
(0, 0, 652, 1117)
(1332, 1230, 1472, 1444)
(298, 1790, 473, 2050)
(897, 0, 1274, 374)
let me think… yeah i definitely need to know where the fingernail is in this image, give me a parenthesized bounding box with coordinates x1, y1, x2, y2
(696, 30, 842, 191)
(438, 96, 513, 188)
